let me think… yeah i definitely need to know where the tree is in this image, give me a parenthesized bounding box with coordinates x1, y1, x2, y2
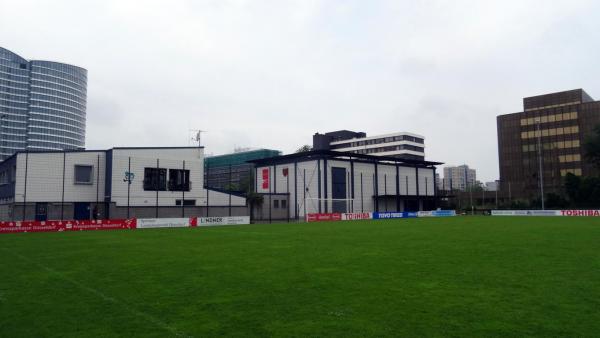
(295, 145, 312, 153)
(584, 124, 600, 170)
(564, 173, 580, 203)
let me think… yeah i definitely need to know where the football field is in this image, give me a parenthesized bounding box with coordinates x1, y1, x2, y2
(1, 216, 599, 337)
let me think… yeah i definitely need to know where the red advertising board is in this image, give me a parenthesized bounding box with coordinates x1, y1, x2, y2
(0, 219, 136, 234)
(560, 210, 600, 216)
(261, 168, 269, 189)
(306, 213, 342, 222)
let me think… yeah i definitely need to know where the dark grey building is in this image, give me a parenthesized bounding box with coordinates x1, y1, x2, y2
(204, 149, 282, 191)
(497, 89, 600, 201)
(0, 47, 87, 161)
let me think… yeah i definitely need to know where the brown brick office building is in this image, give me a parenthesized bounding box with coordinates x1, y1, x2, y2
(497, 89, 600, 201)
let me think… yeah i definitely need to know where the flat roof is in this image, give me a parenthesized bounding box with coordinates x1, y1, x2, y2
(0, 146, 204, 163)
(247, 150, 443, 167)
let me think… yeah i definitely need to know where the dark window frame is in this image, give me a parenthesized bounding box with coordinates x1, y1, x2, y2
(74, 164, 93, 185)
(143, 167, 167, 191)
(168, 169, 191, 191)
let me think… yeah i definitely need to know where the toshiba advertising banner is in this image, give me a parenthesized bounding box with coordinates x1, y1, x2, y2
(197, 216, 250, 226)
(560, 210, 600, 216)
(0, 219, 136, 234)
(341, 213, 372, 220)
(137, 218, 192, 229)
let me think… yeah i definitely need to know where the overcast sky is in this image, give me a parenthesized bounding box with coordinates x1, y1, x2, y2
(2, 0, 600, 181)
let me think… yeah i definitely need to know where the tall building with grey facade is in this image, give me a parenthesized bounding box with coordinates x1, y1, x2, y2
(442, 165, 476, 191)
(0, 47, 87, 161)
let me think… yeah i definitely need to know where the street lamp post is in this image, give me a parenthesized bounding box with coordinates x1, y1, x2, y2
(536, 119, 545, 210)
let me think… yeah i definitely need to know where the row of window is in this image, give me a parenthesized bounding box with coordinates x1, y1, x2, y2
(558, 154, 581, 163)
(31, 73, 86, 95)
(0, 59, 27, 69)
(560, 168, 582, 176)
(520, 125, 579, 139)
(30, 79, 86, 98)
(31, 93, 86, 111)
(273, 199, 287, 209)
(27, 132, 84, 145)
(30, 98, 85, 116)
(351, 144, 425, 155)
(0, 73, 29, 83)
(29, 127, 84, 140)
(29, 111, 86, 128)
(0, 85, 29, 96)
(332, 135, 425, 149)
(0, 94, 28, 104)
(27, 138, 83, 150)
(0, 64, 29, 77)
(522, 140, 581, 152)
(525, 101, 580, 112)
(144, 168, 191, 191)
(0, 78, 29, 89)
(0, 100, 27, 109)
(28, 119, 85, 134)
(31, 67, 87, 86)
(520, 111, 578, 126)
(31, 86, 86, 104)
(31, 62, 86, 78)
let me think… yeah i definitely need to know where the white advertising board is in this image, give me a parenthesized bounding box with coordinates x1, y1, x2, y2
(198, 216, 250, 226)
(491, 210, 560, 216)
(137, 218, 191, 228)
(341, 213, 372, 220)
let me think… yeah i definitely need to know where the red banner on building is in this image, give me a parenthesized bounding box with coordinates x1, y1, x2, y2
(262, 168, 269, 189)
(0, 219, 136, 234)
(306, 213, 342, 222)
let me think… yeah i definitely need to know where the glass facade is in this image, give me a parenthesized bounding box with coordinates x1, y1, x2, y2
(0, 47, 87, 160)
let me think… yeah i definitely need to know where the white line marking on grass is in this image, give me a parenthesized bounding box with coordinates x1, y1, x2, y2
(2, 249, 193, 338)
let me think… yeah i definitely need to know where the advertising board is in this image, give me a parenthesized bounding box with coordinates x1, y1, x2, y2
(341, 213, 372, 220)
(0, 219, 136, 234)
(373, 212, 413, 219)
(306, 213, 342, 222)
(137, 218, 192, 229)
(491, 210, 561, 216)
(559, 210, 600, 216)
(417, 210, 456, 217)
(197, 216, 250, 226)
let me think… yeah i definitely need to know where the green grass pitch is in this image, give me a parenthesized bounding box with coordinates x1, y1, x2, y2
(1, 216, 599, 337)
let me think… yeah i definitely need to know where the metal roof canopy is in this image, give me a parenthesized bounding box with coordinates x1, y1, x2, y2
(247, 150, 443, 167)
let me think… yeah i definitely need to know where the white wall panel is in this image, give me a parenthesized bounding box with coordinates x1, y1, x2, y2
(399, 166, 417, 195)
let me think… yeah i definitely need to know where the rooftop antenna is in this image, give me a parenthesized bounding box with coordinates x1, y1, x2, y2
(190, 130, 206, 147)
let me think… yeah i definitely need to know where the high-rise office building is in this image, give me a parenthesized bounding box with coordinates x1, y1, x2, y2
(0, 47, 87, 160)
(313, 130, 426, 160)
(497, 89, 600, 200)
(442, 165, 476, 191)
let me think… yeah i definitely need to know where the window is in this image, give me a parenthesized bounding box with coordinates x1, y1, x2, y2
(175, 199, 196, 206)
(169, 169, 190, 191)
(281, 199, 287, 209)
(144, 168, 167, 191)
(74, 165, 93, 184)
(273, 199, 279, 208)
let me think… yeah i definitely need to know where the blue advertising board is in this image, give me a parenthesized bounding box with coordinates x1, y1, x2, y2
(373, 212, 418, 219)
